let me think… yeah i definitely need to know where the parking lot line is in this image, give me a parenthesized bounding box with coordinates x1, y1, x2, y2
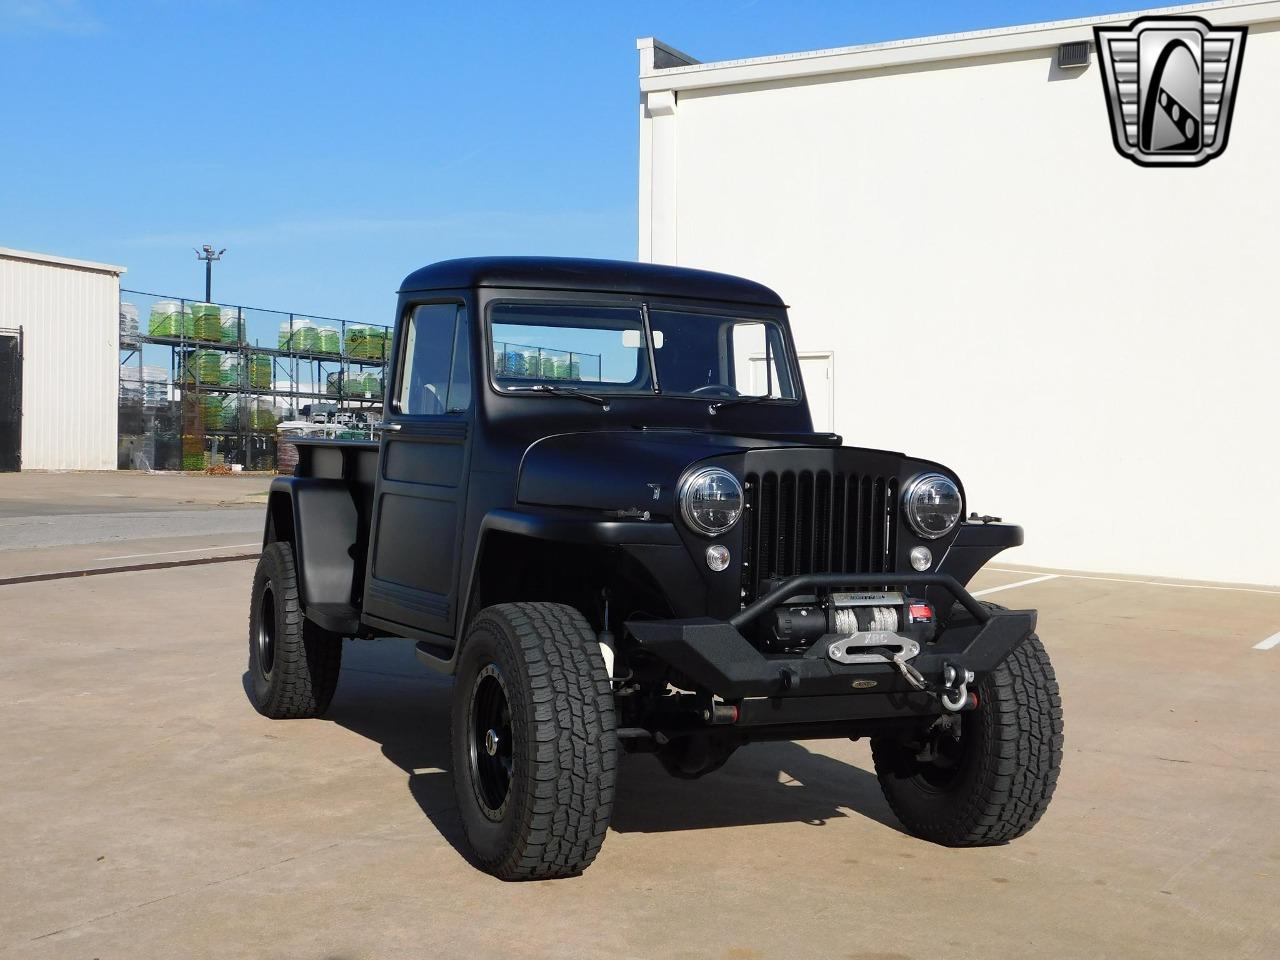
(987, 567, 1280, 597)
(1253, 632, 1280, 651)
(95, 542, 259, 562)
(972, 574, 1060, 597)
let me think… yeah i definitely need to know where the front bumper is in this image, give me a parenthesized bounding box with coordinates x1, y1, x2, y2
(624, 573, 1035, 705)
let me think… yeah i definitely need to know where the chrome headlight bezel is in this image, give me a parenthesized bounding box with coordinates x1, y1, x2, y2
(678, 466, 743, 538)
(904, 473, 963, 540)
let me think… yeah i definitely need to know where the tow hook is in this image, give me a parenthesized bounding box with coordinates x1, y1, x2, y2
(940, 663, 976, 713)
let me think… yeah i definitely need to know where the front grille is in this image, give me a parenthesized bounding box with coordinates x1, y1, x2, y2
(741, 468, 899, 601)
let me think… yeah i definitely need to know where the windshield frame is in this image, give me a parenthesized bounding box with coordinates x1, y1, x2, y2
(483, 294, 804, 406)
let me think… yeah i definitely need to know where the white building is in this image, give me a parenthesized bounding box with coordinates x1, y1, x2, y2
(0, 247, 124, 471)
(637, 0, 1280, 586)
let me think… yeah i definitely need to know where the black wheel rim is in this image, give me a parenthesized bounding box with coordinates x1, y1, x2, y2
(913, 712, 976, 792)
(256, 584, 277, 678)
(468, 663, 513, 820)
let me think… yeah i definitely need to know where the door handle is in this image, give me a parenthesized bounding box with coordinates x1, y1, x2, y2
(373, 421, 402, 432)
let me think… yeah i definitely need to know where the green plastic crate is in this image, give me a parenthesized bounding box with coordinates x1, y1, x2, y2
(248, 355, 272, 390)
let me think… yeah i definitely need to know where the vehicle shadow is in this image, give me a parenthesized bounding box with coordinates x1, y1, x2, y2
(318, 640, 472, 863)
(318, 639, 904, 853)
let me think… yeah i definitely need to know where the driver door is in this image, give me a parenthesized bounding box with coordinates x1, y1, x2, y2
(364, 301, 472, 638)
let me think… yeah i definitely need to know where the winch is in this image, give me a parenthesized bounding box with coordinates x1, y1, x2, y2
(764, 590, 974, 710)
(766, 590, 935, 656)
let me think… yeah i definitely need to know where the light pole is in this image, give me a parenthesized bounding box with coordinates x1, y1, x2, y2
(194, 244, 226, 302)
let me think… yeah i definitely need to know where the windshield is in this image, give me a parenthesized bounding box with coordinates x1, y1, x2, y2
(489, 301, 798, 400)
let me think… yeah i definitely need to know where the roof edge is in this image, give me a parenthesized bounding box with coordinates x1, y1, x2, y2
(640, 0, 1280, 92)
(0, 246, 127, 276)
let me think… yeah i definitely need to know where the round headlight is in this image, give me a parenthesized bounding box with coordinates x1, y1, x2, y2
(679, 467, 743, 537)
(904, 473, 962, 540)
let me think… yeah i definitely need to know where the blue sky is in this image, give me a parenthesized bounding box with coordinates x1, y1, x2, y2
(1, 0, 1136, 324)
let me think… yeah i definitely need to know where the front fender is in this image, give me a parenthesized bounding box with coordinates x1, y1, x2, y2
(936, 521, 1025, 588)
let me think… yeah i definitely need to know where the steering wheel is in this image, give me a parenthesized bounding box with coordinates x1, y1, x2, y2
(689, 384, 740, 398)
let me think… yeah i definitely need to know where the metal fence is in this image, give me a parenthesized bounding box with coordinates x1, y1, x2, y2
(118, 290, 391, 471)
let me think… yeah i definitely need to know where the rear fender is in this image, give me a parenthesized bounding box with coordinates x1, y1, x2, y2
(265, 477, 358, 608)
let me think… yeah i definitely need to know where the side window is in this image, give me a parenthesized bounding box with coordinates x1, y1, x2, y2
(395, 303, 470, 415)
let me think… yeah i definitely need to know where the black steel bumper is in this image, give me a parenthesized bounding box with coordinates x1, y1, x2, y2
(624, 573, 1035, 704)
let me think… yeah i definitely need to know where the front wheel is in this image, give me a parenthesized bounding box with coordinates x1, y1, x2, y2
(871, 633, 1063, 845)
(450, 602, 617, 880)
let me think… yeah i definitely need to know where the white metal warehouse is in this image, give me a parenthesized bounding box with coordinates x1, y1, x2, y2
(0, 247, 124, 471)
(637, 0, 1280, 586)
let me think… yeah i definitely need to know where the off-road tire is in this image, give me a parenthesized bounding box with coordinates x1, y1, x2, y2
(451, 602, 617, 880)
(871, 624, 1063, 846)
(247, 541, 342, 719)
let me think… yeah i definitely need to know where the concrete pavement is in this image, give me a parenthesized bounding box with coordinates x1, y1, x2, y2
(0, 472, 270, 575)
(1, 556, 1277, 959)
(0, 471, 272, 518)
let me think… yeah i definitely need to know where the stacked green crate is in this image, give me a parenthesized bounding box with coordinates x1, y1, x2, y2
(200, 395, 225, 429)
(278, 320, 297, 350)
(221, 398, 242, 431)
(197, 349, 221, 385)
(298, 321, 320, 352)
(318, 326, 340, 354)
(219, 355, 242, 388)
(345, 325, 368, 358)
(148, 301, 181, 336)
(248, 354, 272, 390)
(181, 434, 206, 470)
(346, 325, 387, 359)
(221, 309, 243, 344)
(249, 400, 278, 431)
(191, 303, 222, 342)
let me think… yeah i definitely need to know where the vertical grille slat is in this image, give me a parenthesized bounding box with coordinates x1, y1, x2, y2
(779, 471, 795, 577)
(761, 472, 777, 587)
(832, 473, 846, 573)
(815, 471, 831, 572)
(856, 475, 869, 573)
(885, 478, 899, 574)
(798, 471, 815, 575)
(744, 473, 761, 601)
(740, 458, 901, 602)
(870, 477, 886, 573)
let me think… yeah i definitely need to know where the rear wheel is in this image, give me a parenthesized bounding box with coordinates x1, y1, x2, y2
(451, 602, 617, 880)
(247, 541, 342, 719)
(871, 632, 1063, 845)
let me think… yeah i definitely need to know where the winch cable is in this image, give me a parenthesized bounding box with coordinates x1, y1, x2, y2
(864, 645, 969, 706)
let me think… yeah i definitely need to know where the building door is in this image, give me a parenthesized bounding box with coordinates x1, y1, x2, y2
(751, 350, 834, 433)
(0, 328, 21, 472)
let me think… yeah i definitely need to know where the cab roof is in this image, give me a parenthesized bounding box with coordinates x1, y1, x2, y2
(398, 256, 785, 307)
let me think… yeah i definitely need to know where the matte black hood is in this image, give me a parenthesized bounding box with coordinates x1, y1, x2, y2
(516, 429, 856, 519)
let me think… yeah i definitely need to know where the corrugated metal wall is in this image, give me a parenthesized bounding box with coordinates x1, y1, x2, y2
(0, 253, 120, 470)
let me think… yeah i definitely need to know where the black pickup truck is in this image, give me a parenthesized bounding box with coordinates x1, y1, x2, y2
(247, 257, 1063, 880)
